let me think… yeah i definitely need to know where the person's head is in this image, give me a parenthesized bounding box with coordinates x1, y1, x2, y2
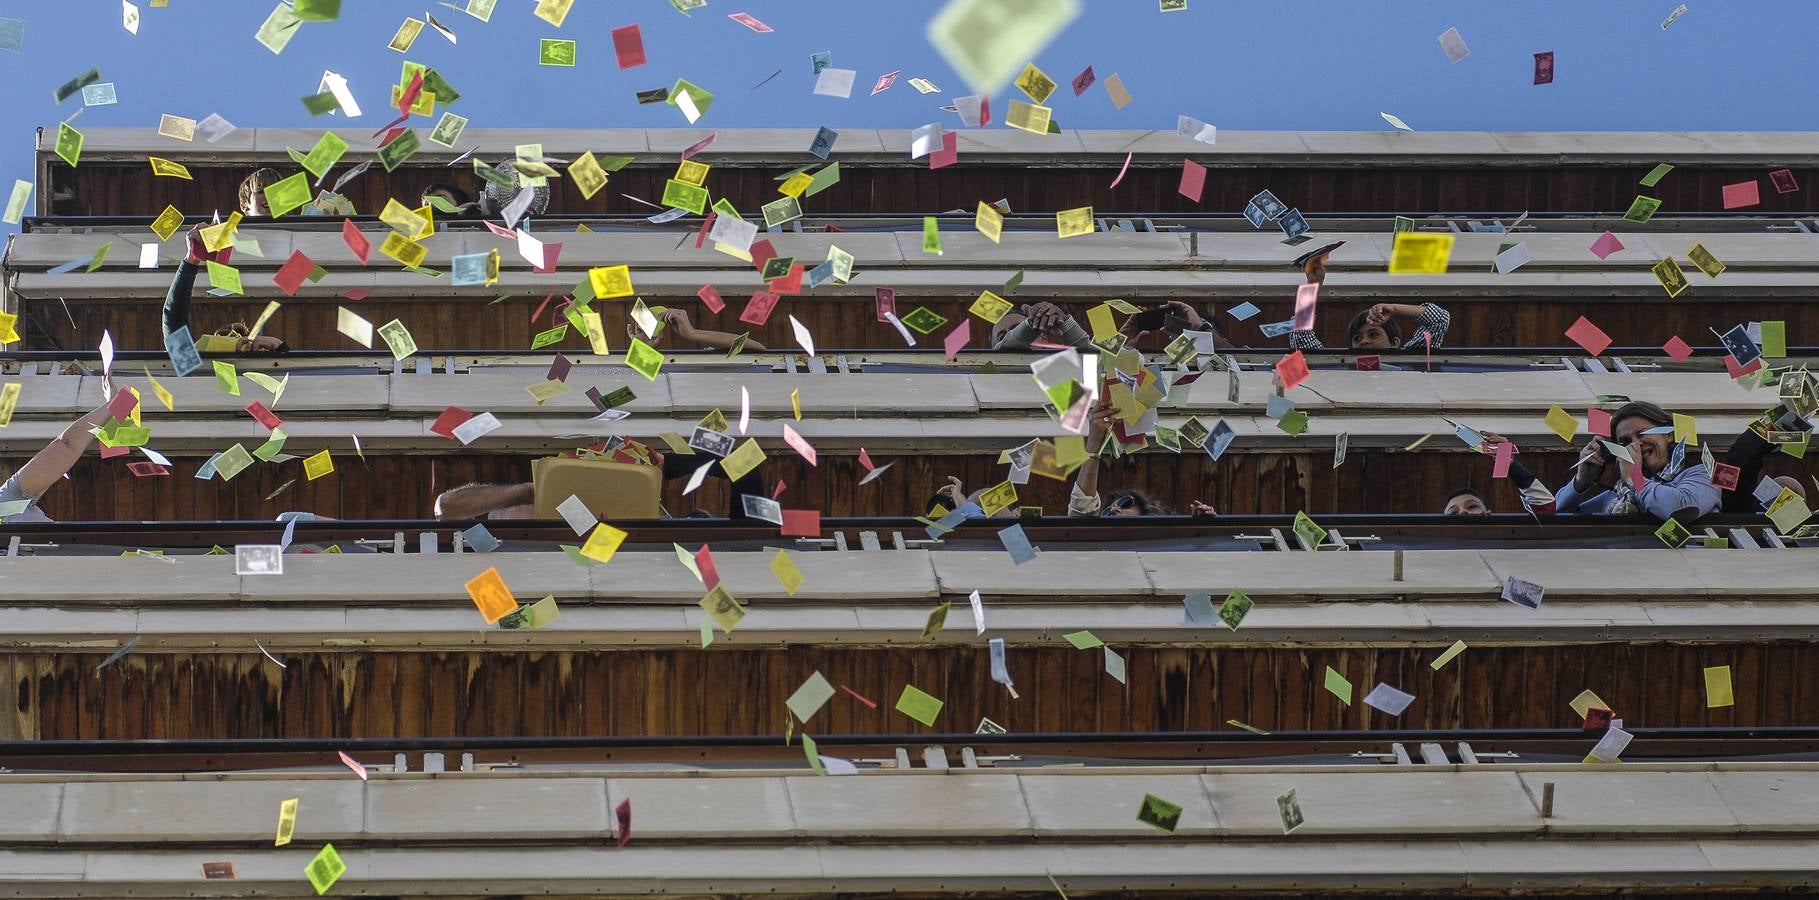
(991, 309, 1028, 347)
(1347, 309, 1401, 350)
(237, 168, 283, 216)
(1443, 487, 1490, 516)
(1611, 401, 1678, 474)
(421, 182, 473, 213)
(1100, 489, 1168, 517)
(1773, 475, 1809, 503)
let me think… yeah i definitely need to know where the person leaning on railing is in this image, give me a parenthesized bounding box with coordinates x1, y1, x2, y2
(1555, 401, 1718, 522)
(1291, 249, 1452, 352)
(991, 302, 1096, 350)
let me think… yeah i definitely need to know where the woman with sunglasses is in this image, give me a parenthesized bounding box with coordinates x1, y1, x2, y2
(1555, 401, 1718, 521)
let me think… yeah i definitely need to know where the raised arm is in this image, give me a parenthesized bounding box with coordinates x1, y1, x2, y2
(12, 404, 113, 499)
(662, 309, 768, 352)
(162, 227, 206, 341)
(434, 482, 534, 520)
(1068, 398, 1118, 517)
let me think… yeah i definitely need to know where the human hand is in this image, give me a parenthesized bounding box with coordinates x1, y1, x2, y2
(1366, 303, 1393, 327)
(1087, 398, 1119, 438)
(936, 475, 967, 508)
(1023, 302, 1070, 339)
(1189, 500, 1218, 516)
(1478, 431, 1509, 455)
(1574, 439, 1610, 488)
(184, 225, 208, 265)
(660, 308, 696, 340)
(1163, 300, 1203, 331)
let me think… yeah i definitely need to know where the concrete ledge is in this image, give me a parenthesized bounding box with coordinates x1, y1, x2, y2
(7, 765, 1819, 894)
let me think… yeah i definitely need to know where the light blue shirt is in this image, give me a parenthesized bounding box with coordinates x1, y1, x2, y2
(1555, 464, 1720, 521)
(0, 473, 51, 523)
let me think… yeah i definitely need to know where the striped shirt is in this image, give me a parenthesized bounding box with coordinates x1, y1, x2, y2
(1291, 302, 1452, 351)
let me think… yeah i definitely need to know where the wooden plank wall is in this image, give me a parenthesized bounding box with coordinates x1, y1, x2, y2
(5, 448, 1804, 522)
(3, 642, 1811, 740)
(19, 292, 1814, 353)
(45, 161, 1819, 219)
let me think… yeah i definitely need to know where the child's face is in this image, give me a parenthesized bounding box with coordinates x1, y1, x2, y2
(1350, 325, 1394, 349)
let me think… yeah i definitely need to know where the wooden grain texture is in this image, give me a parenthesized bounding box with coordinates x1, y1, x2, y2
(18, 288, 1817, 353)
(8, 446, 1807, 521)
(46, 161, 1819, 219)
(6, 643, 1812, 740)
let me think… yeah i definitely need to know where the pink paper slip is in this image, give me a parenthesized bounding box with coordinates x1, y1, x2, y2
(1565, 316, 1612, 356)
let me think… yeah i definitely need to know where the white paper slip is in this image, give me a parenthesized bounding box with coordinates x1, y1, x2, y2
(1362, 683, 1415, 716)
(556, 493, 596, 535)
(1494, 242, 1533, 274)
(451, 412, 502, 445)
(813, 67, 856, 98)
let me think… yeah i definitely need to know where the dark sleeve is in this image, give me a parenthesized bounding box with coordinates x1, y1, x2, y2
(660, 450, 763, 520)
(1507, 458, 1557, 515)
(1720, 429, 1776, 513)
(162, 260, 199, 341)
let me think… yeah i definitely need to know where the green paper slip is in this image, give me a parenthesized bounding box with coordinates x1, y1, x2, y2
(895, 684, 944, 726)
(1323, 666, 1353, 705)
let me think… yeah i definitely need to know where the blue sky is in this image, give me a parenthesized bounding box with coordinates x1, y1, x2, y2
(3, 0, 1816, 225)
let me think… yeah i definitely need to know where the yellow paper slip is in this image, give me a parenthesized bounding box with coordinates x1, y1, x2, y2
(1543, 405, 1577, 442)
(969, 290, 1013, 323)
(580, 522, 627, 564)
(303, 449, 334, 480)
(974, 201, 1003, 243)
(1703, 665, 1734, 708)
(770, 548, 804, 595)
(1388, 232, 1455, 274)
(274, 798, 298, 846)
(1005, 99, 1052, 135)
(589, 264, 634, 299)
(699, 585, 746, 632)
(1568, 689, 1610, 719)
(720, 437, 765, 482)
(1056, 206, 1094, 238)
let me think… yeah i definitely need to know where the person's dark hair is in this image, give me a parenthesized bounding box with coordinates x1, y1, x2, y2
(1347, 309, 1402, 347)
(1611, 400, 1672, 431)
(1102, 489, 1169, 516)
(423, 182, 474, 208)
(237, 168, 282, 215)
(990, 309, 1027, 346)
(1444, 487, 1486, 507)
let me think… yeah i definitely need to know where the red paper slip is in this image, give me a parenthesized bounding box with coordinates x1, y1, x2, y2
(1565, 316, 1612, 356)
(1275, 350, 1310, 391)
(273, 250, 314, 296)
(611, 24, 646, 69)
(341, 219, 371, 264)
(780, 509, 821, 537)
(740, 291, 780, 326)
(1178, 158, 1207, 201)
